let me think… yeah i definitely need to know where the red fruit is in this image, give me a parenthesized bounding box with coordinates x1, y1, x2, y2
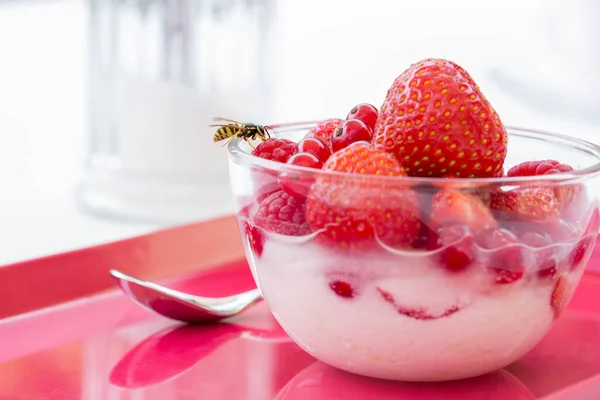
(551, 276, 572, 319)
(506, 159, 584, 219)
(411, 222, 438, 249)
(491, 187, 560, 223)
(569, 237, 594, 271)
(432, 224, 474, 272)
(507, 160, 574, 177)
(346, 103, 379, 132)
(251, 138, 297, 163)
(378, 288, 460, 320)
(329, 280, 355, 299)
(331, 119, 373, 152)
(430, 189, 498, 234)
(305, 119, 343, 150)
(244, 221, 265, 257)
(373, 58, 507, 178)
(306, 142, 422, 250)
(278, 153, 321, 198)
(287, 152, 323, 169)
(476, 228, 524, 284)
(296, 137, 331, 163)
(253, 190, 311, 236)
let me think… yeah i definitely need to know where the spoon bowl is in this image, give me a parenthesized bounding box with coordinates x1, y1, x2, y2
(109, 269, 263, 324)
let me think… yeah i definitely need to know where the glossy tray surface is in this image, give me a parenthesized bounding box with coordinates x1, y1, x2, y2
(3, 260, 600, 399)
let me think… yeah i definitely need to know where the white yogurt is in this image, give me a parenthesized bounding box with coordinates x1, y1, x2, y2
(250, 238, 573, 382)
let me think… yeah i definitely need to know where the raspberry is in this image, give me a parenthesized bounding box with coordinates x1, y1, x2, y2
(251, 138, 297, 163)
(252, 190, 311, 236)
(507, 160, 574, 177)
(346, 103, 379, 132)
(331, 119, 373, 152)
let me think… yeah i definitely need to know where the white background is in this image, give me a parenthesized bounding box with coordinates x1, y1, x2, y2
(1, 0, 600, 265)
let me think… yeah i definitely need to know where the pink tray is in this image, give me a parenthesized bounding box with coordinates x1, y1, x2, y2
(2, 218, 600, 399)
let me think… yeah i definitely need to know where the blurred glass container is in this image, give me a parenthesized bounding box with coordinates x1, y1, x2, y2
(77, 0, 277, 224)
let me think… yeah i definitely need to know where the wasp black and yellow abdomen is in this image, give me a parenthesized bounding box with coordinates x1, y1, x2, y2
(213, 125, 241, 142)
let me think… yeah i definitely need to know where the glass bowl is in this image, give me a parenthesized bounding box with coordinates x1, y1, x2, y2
(227, 122, 600, 382)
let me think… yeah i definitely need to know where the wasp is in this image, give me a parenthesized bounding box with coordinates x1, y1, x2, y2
(210, 117, 271, 148)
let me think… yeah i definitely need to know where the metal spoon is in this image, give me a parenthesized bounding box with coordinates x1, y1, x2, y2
(109, 269, 263, 324)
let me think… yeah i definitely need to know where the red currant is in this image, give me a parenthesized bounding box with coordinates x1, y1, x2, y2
(287, 152, 323, 169)
(278, 153, 321, 198)
(331, 119, 373, 152)
(296, 137, 331, 163)
(346, 103, 379, 132)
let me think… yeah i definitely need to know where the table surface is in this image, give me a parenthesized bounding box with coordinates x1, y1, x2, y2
(3, 259, 600, 399)
(2, 0, 600, 265)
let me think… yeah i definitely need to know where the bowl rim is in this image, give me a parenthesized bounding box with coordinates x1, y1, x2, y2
(227, 120, 600, 185)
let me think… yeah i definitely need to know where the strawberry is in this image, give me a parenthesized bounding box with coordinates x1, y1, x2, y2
(430, 189, 498, 234)
(305, 142, 422, 250)
(305, 119, 343, 150)
(253, 190, 311, 236)
(490, 187, 561, 223)
(329, 280, 356, 299)
(373, 58, 507, 178)
(551, 276, 573, 319)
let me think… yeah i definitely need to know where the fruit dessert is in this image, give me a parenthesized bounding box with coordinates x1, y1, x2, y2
(227, 58, 600, 381)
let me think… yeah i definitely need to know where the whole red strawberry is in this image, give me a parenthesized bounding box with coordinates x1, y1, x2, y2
(373, 58, 507, 178)
(305, 142, 421, 250)
(305, 118, 343, 150)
